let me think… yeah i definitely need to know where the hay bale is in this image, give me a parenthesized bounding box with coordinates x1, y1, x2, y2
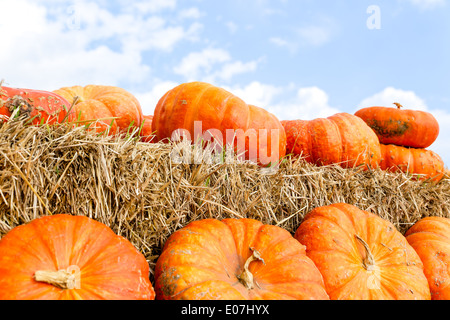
(1, 118, 449, 282)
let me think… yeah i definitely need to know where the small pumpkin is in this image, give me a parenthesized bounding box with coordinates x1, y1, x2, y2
(355, 103, 439, 148)
(154, 218, 329, 300)
(140, 115, 154, 142)
(281, 113, 381, 169)
(0, 214, 155, 300)
(379, 143, 444, 182)
(294, 203, 431, 300)
(0, 86, 71, 124)
(151, 82, 286, 166)
(53, 85, 143, 134)
(405, 217, 450, 300)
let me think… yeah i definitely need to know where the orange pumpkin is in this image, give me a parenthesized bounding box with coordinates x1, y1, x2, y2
(294, 203, 431, 300)
(379, 144, 445, 182)
(140, 115, 154, 142)
(0, 86, 71, 124)
(155, 218, 329, 300)
(151, 82, 286, 166)
(53, 85, 143, 134)
(281, 113, 381, 169)
(405, 217, 450, 300)
(0, 214, 155, 300)
(355, 103, 439, 148)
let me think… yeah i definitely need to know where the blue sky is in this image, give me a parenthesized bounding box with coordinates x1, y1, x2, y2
(1, 0, 449, 166)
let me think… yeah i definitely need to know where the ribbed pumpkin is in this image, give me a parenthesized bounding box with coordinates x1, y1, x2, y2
(0, 214, 155, 300)
(0, 86, 71, 124)
(154, 218, 329, 300)
(53, 85, 143, 134)
(281, 113, 381, 169)
(379, 144, 445, 182)
(405, 217, 450, 300)
(355, 103, 439, 148)
(140, 115, 154, 142)
(151, 82, 286, 166)
(294, 203, 431, 300)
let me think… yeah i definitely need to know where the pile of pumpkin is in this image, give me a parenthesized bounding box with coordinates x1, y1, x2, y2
(1, 81, 449, 300)
(0, 203, 449, 300)
(1, 81, 445, 181)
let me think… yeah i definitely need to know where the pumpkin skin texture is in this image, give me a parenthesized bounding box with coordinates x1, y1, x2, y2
(140, 115, 154, 142)
(405, 217, 450, 300)
(294, 203, 431, 300)
(379, 144, 444, 182)
(281, 113, 381, 169)
(53, 85, 143, 134)
(355, 104, 439, 148)
(154, 218, 329, 300)
(151, 82, 286, 166)
(0, 86, 71, 124)
(0, 214, 155, 300)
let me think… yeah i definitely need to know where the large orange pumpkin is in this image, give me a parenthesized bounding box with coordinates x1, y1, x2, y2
(281, 113, 381, 169)
(154, 218, 329, 300)
(379, 144, 445, 182)
(0, 214, 155, 300)
(53, 85, 143, 134)
(294, 203, 431, 300)
(355, 103, 439, 148)
(0, 86, 71, 124)
(151, 82, 286, 166)
(405, 217, 450, 300)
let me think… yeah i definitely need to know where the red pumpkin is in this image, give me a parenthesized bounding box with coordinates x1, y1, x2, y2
(294, 203, 431, 300)
(151, 82, 286, 166)
(0, 214, 155, 300)
(355, 103, 439, 148)
(155, 218, 329, 300)
(281, 113, 381, 169)
(0, 86, 71, 124)
(379, 144, 445, 182)
(405, 217, 450, 300)
(53, 85, 143, 134)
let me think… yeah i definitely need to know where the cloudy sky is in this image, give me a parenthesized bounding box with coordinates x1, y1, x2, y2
(1, 0, 449, 166)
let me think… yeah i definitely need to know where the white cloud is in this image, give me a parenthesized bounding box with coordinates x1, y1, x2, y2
(130, 0, 177, 14)
(0, 0, 202, 90)
(403, 0, 446, 10)
(173, 48, 231, 81)
(225, 21, 238, 34)
(358, 87, 428, 111)
(270, 21, 336, 53)
(225, 82, 341, 121)
(224, 81, 285, 110)
(296, 25, 333, 47)
(280, 87, 341, 120)
(173, 48, 262, 83)
(134, 80, 180, 115)
(178, 7, 204, 20)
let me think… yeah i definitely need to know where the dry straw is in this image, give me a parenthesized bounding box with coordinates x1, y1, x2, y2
(1, 117, 449, 282)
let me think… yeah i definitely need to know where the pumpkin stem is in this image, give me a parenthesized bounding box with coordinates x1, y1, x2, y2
(73, 95, 83, 105)
(34, 269, 78, 290)
(393, 102, 403, 110)
(355, 235, 375, 271)
(238, 247, 265, 290)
